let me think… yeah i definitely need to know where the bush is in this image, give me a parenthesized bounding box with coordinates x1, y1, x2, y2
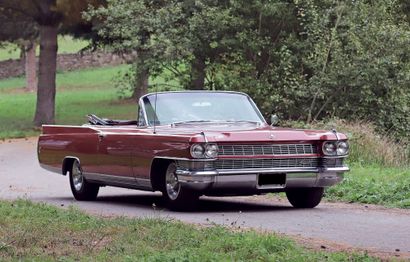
(284, 119, 409, 167)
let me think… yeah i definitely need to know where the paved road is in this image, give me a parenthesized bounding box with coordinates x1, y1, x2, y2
(1, 138, 409, 258)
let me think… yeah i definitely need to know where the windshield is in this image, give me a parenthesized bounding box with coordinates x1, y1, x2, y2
(142, 92, 265, 126)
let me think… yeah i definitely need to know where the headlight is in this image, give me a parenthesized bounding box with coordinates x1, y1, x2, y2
(190, 144, 205, 158)
(190, 143, 218, 158)
(323, 142, 337, 156)
(337, 141, 349, 155)
(205, 144, 219, 158)
(322, 141, 349, 156)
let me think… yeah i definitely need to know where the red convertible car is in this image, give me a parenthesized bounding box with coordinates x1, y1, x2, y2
(38, 91, 349, 210)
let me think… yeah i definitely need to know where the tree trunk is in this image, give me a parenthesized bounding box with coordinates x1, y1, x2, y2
(131, 65, 149, 101)
(25, 42, 37, 92)
(190, 57, 206, 90)
(34, 25, 58, 126)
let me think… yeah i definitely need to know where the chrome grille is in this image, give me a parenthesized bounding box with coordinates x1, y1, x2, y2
(322, 158, 344, 167)
(219, 144, 317, 156)
(214, 158, 319, 170)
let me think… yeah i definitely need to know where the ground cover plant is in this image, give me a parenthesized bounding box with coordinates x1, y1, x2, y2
(325, 166, 410, 208)
(0, 200, 376, 261)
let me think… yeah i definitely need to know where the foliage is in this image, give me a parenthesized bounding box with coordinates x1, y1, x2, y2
(326, 166, 410, 208)
(0, 0, 105, 126)
(216, 0, 410, 139)
(285, 119, 409, 167)
(0, 200, 376, 261)
(294, 0, 410, 137)
(88, 0, 410, 139)
(0, 5, 37, 44)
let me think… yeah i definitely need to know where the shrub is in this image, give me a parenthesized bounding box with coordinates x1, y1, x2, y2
(284, 119, 409, 167)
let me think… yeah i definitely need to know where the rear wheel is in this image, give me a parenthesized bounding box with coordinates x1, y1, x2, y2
(286, 187, 324, 208)
(161, 162, 199, 211)
(69, 160, 99, 201)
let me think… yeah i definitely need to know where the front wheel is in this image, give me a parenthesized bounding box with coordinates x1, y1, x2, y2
(161, 162, 199, 211)
(69, 160, 99, 201)
(286, 187, 324, 208)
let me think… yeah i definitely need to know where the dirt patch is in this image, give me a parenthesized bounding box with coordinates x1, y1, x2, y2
(286, 233, 409, 261)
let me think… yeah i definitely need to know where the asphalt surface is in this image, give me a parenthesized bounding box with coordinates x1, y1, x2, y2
(1, 138, 409, 257)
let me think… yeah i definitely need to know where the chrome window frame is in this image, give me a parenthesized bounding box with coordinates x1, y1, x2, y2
(137, 99, 149, 127)
(138, 91, 267, 127)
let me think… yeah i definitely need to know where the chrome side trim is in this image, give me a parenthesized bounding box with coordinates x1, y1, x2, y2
(84, 172, 153, 191)
(42, 124, 99, 129)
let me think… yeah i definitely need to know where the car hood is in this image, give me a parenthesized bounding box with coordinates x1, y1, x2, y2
(153, 123, 345, 143)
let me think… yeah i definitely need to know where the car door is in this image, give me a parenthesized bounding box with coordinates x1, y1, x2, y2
(96, 130, 135, 180)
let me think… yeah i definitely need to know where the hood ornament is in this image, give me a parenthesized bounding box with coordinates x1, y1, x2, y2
(269, 133, 275, 139)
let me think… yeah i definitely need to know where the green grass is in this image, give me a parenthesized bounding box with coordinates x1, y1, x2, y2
(0, 63, 182, 139)
(325, 165, 410, 208)
(0, 65, 137, 139)
(0, 200, 376, 261)
(0, 35, 89, 61)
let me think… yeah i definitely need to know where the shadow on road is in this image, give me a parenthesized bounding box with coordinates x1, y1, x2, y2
(49, 193, 294, 213)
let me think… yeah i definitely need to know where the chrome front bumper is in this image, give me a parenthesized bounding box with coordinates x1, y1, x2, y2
(175, 166, 349, 192)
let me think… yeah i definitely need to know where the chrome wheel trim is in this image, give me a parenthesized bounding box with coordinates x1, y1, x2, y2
(72, 161, 84, 192)
(165, 164, 180, 201)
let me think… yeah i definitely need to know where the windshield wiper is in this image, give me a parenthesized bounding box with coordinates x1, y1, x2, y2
(171, 120, 215, 126)
(224, 120, 261, 124)
(170, 120, 262, 126)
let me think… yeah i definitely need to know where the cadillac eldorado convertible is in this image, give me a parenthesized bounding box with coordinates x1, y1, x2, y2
(38, 91, 349, 210)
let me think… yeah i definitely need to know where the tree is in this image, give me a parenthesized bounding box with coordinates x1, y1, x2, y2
(292, 0, 410, 136)
(0, 0, 103, 126)
(87, 0, 173, 99)
(0, 7, 38, 91)
(89, 0, 410, 138)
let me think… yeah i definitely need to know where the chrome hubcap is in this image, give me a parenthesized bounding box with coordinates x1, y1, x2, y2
(72, 161, 84, 191)
(166, 164, 180, 200)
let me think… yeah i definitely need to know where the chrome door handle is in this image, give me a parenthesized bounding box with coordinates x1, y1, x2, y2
(98, 133, 106, 141)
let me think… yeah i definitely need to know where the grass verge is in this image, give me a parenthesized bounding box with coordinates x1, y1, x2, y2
(325, 166, 410, 208)
(0, 66, 135, 139)
(0, 200, 375, 261)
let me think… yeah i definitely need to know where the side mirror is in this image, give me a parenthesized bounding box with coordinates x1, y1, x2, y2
(270, 114, 280, 126)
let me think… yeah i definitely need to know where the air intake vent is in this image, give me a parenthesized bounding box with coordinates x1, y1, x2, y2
(219, 144, 317, 156)
(214, 158, 319, 170)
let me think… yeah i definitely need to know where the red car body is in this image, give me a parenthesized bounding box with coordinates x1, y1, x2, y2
(38, 91, 349, 209)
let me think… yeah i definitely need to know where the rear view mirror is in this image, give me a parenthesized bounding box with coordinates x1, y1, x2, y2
(270, 114, 279, 126)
